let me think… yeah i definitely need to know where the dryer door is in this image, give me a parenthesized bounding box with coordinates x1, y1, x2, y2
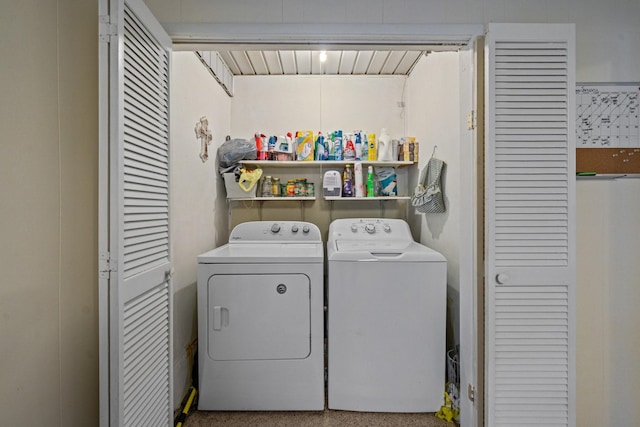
(208, 273, 311, 361)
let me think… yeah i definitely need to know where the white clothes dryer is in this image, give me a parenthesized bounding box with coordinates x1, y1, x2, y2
(327, 218, 447, 412)
(197, 221, 324, 411)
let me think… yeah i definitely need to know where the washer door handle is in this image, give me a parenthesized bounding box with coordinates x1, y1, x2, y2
(213, 306, 229, 330)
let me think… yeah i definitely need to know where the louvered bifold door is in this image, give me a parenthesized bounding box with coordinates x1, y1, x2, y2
(485, 24, 576, 427)
(108, 0, 173, 425)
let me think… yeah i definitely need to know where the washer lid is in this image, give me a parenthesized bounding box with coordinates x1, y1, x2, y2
(336, 239, 412, 252)
(199, 242, 324, 264)
(328, 240, 445, 262)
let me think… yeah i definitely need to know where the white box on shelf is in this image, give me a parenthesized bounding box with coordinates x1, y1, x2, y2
(224, 173, 257, 199)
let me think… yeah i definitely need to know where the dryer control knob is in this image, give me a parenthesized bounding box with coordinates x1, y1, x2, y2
(351, 224, 358, 233)
(383, 224, 391, 233)
(302, 225, 310, 234)
(291, 225, 299, 233)
(365, 223, 376, 234)
(270, 224, 281, 233)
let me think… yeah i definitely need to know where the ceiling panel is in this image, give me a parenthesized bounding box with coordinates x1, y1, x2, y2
(218, 51, 241, 75)
(367, 51, 391, 75)
(338, 51, 358, 74)
(262, 50, 282, 75)
(353, 51, 375, 74)
(279, 50, 297, 74)
(295, 51, 312, 74)
(395, 51, 423, 75)
(230, 51, 254, 75)
(246, 51, 269, 75)
(210, 49, 428, 76)
(322, 51, 341, 75)
(311, 51, 323, 74)
(380, 51, 407, 74)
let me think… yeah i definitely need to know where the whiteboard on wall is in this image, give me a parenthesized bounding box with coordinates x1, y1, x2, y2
(576, 83, 640, 148)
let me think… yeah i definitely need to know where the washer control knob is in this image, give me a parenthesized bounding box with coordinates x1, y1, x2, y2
(496, 273, 509, 284)
(365, 223, 376, 234)
(291, 225, 299, 233)
(351, 224, 358, 233)
(302, 225, 310, 234)
(270, 224, 281, 233)
(383, 224, 391, 233)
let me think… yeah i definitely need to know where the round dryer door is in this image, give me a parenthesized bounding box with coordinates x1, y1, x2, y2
(207, 273, 311, 361)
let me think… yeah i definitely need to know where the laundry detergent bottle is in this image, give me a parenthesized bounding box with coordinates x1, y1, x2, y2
(367, 133, 377, 161)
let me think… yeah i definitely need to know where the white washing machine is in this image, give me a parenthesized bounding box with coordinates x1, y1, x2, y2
(327, 218, 447, 412)
(197, 221, 324, 411)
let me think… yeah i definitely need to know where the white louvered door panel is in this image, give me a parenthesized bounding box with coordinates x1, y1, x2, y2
(485, 24, 576, 427)
(102, 0, 173, 426)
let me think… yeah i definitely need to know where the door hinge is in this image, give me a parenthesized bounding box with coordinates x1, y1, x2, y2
(468, 383, 476, 402)
(467, 110, 476, 130)
(99, 15, 117, 43)
(99, 251, 118, 279)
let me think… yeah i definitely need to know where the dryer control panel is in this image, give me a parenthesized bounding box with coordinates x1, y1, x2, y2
(229, 221, 322, 243)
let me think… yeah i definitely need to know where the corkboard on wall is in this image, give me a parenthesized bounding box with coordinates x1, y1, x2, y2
(576, 148, 640, 174)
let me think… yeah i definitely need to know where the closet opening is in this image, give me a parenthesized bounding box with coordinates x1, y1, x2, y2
(167, 23, 483, 427)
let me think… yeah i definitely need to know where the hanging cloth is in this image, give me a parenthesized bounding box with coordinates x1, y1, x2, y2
(411, 149, 446, 214)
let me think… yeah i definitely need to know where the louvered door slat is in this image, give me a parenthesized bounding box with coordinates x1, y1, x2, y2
(486, 24, 575, 427)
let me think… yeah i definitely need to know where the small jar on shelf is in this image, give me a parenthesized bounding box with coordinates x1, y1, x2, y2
(261, 176, 273, 197)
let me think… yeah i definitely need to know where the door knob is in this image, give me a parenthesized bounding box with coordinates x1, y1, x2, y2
(496, 273, 509, 284)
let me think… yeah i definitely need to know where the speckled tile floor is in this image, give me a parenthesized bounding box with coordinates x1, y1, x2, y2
(183, 409, 453, 426)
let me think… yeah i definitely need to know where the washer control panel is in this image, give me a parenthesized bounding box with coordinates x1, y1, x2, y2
(330, 218, 412, 241)
(229, 221, 321, 242)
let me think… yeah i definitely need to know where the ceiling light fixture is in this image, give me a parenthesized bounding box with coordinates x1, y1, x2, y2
(319, 50, 327, 63)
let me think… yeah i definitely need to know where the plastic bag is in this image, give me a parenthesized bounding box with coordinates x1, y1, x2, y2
(217, 138, 257, 175)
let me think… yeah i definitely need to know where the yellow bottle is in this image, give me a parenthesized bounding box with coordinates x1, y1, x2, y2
(367, 133, 377, 161)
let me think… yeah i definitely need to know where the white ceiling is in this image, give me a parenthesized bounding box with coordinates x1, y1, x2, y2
(214, 49, 427, 76)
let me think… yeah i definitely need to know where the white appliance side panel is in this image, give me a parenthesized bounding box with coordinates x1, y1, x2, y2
(328, 260, 447, 412)
(208, 273, 311, 361)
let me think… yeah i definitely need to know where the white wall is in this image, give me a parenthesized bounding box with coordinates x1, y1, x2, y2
(230, 75, 406, 139)
(227, 74, 410, 235)
(0, 1, 98, 426)
(170, 51, 231, 408)
(576, 178, 640, 427)
(405, 52, 462, 348)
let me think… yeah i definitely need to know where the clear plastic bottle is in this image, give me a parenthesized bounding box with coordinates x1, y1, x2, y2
(342, 164, 354, 197)
(261, 176, 273, 197)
